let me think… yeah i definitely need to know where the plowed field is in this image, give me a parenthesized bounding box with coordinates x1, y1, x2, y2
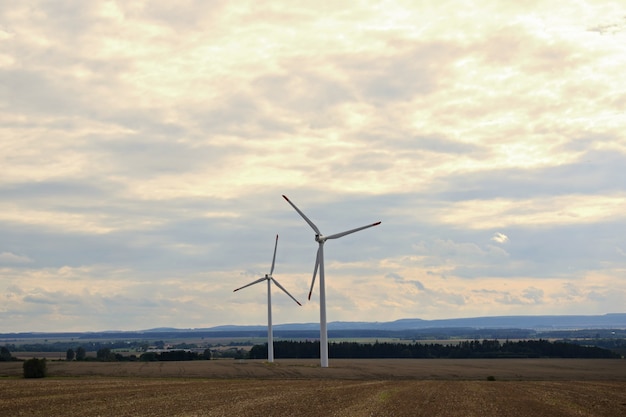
(1, 359, 625, 416)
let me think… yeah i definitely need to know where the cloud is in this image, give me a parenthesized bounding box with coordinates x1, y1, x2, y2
(386, 272, 425, 291)
(0, 252, 32, 264)
(491, 233, 509, 244)
(589, 16, 626, 35)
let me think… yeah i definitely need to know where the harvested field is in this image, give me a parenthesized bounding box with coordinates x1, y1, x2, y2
(1, 359, 625, 416)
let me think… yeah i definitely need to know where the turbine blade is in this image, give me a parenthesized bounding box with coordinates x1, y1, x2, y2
(308, 246, 320, 300)
(233, 277, 266, 292)
(325, 221, 381, 240)
(269, 234, 278, 276)
(282, 195, 321, 234)
(271, 277, 302, 306)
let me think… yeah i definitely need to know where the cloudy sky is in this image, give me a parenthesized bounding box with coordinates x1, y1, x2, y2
(1, 1, 625, 332)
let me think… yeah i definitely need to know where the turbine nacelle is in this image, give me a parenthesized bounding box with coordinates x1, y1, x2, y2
(315, 234, 326, 243)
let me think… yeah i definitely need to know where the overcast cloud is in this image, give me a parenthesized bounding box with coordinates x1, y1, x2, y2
(1, 1, 625, 332)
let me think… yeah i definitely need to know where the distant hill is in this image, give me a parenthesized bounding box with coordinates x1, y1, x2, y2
(2, 314, 624, 340)
(203, 313, 626, 332)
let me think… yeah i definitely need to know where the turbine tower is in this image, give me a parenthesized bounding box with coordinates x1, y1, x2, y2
(282, 195, 380, 367)
(233, 234, 301, 362)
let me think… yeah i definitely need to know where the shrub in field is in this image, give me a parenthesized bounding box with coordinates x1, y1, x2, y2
(23, 358, 47, 378)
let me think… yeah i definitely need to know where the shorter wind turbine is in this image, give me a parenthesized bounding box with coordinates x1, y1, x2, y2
(233, 234, 301, 362)
(283, 195, 380, 367)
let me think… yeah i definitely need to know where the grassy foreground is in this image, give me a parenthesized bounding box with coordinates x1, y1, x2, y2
(1, 359, 625, 416)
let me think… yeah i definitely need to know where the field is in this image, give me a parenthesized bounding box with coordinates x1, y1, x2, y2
(1, 359, 625, 416)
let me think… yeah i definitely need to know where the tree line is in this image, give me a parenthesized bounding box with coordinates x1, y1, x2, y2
(72, 347, 213, 362)
(138, 349, 212, 361)
(2, 345, 214, 363)
(3, 340, 148, 353)
(249, 339, 621, 359)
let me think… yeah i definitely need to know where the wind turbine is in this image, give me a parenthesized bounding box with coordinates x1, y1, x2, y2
(233, 234, 301, 363)
(282, 195, 380, 367)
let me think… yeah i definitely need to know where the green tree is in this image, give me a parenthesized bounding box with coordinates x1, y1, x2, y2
(96, 348, 116, 361)
(0, 346, 13, 361)
(75, 346, 86, 361)
(66, 348, 75, 361)
(202, 348, 212, 360)
(23, 358, 47, 378)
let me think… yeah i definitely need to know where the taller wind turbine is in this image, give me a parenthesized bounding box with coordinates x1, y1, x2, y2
(233, 234, 301, 363)
(282, 195, 380, 367)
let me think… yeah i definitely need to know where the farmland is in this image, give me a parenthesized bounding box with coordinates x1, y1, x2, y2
(1, 359, 625, 416)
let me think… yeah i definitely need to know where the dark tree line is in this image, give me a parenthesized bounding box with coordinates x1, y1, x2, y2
(139, 349, 212, 361)
(249, 339, 621, 359)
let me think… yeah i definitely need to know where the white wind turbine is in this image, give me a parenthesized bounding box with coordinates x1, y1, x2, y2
(233, 234, 301, 363)
(282, 195, 381, 368)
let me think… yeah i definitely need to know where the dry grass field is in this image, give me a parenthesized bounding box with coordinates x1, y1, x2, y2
(1, 359, 625, 416)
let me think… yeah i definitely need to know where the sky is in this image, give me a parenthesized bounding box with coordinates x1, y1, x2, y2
(1, 1, 625, 332)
